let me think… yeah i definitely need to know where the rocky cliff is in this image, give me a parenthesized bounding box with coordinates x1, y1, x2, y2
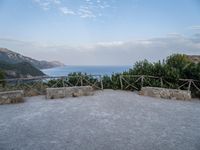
(0, 48, 65, 69)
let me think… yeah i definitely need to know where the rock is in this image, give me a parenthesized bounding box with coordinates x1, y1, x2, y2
(46, 86, 94, 99)
(140, 87, 191, 100)
(46, 87, 66, 99)
(0, 47, 65, 69)
(0, 90, 24, 104)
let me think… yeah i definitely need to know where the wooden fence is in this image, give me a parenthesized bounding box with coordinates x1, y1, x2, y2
(0, 75, 199, 96)
(0, 75, 103, 96)
(119, 75, 200, 92)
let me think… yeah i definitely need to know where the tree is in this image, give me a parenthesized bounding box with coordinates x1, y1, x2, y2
(165, 54, 192, 78)
(130, 60, 154, 75)
(0, 70, 5, 87)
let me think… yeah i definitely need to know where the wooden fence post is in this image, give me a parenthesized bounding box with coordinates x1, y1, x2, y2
(62, 77, 65, 87)
(160, 77, 163, 87)
(80, 76, 83, 86)
(100, 75, 103, 90)
(188, 80, 192, 91)
(120, 75, 123, 90)
(17, 79, 21, 89)
(141, 75, 144, 88)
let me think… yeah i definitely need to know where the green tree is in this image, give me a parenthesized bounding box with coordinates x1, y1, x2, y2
(165, 54, 192, 78)
(130, 60, 154, 75)
(0, 70, 5, 87)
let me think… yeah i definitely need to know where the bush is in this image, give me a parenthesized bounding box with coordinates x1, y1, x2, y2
(0, 70, 5, 87)
(47, 54, 200, 98)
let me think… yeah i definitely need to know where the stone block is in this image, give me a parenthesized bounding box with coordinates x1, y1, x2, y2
(140, 87, 191, 100)
(0, 90, 24, 105)
(46, 87, 66, 99)
(46, 86, 94, 99)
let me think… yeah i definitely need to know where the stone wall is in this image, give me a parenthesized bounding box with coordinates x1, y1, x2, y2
(46, 86, 94, 99)
(140, 87, 191, 100)
(0, 90, 24, 104)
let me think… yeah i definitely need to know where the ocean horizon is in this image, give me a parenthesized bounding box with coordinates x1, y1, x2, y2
(42, 65, 131, 77)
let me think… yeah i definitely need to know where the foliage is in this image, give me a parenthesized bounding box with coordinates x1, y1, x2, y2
(0, 70, 5, 87)
(0, 61, 44, 78)
(47, 72, 102, 89)
(46, 54, 200, 98)
(0, 70, 5, 79)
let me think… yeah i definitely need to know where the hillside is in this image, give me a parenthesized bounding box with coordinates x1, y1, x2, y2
(0, 48, 65, 69)
(0, 61, 45, 78)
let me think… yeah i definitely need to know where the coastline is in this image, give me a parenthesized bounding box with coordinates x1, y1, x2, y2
(41, 65, 131, 77)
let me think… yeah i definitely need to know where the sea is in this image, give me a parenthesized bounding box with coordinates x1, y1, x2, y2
(42, 66, 131, 77)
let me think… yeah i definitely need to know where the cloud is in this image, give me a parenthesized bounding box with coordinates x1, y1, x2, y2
(189, 25, 200, 30)
(53, 0, 61, 4)
(59, 7, 76, 15)
(0, 34, 199, 65)
(78, 6, 96, 18)
(33, 0, 113, 19)
(33, 0, 61, 10)
(33, 0, 50, 10)
(97, 41, 124, 47)
(166, 33, 184, 38)
(77, 0, 112, 18)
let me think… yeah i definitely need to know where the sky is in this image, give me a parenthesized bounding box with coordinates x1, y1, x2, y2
(0, 0, 200, 65)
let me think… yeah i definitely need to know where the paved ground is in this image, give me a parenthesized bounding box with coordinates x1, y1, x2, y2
(0, 90, 200, 150)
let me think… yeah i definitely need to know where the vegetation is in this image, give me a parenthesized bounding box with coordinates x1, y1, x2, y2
(0, 48, 64, 69)
(47, 54, 200, 97)
(1, 53, 199, 98)
(0, 70, 5, 87)
(0, 61, 45, 78)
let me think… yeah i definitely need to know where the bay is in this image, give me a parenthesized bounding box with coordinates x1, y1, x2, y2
(42, 66, 131, 76)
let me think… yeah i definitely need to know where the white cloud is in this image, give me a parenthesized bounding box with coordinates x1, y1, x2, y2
(97, 41, 124, 47)
(33, 0, 113, 19)
(33, 0, 61, 10)
(167, 33, 184, 37)
(78, 7, 96, 18)
(59, 7, 75, 15)
(35, 1, 51, 10)
(189, 26, 200, 30)
(0, 34, 199, 65)
(53, 0, 61, 4)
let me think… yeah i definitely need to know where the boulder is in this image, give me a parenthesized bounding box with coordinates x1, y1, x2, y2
(0, 90, 24, 104)
(46, 86, 94, 99)
(140, 87, 191, 100)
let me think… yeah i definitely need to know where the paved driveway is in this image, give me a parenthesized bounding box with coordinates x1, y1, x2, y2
(0, 90, 200, 150)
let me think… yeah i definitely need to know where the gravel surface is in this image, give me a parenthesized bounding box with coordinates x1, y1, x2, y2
(0, 90, 200, 150)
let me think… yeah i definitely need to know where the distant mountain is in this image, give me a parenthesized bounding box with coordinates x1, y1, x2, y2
(186, 55, 200, 64)
(0, 48, 65, 69)
(0, 61, 45, 78)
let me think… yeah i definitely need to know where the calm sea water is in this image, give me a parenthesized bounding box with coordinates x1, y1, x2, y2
(42, 66, 131, 76)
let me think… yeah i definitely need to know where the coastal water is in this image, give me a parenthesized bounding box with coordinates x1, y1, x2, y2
(42, 66, 131, 76)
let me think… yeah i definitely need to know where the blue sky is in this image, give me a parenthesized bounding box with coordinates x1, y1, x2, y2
(0, 0, 200, 65)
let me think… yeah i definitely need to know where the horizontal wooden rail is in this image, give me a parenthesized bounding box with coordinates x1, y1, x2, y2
(0, 75, 199, 96)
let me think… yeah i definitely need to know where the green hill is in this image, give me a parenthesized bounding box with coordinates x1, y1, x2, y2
(0, 61, 45, 78)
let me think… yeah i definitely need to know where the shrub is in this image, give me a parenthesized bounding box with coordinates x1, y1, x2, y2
(0, 70, 5, 87)
(47, 54, 200, 98)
